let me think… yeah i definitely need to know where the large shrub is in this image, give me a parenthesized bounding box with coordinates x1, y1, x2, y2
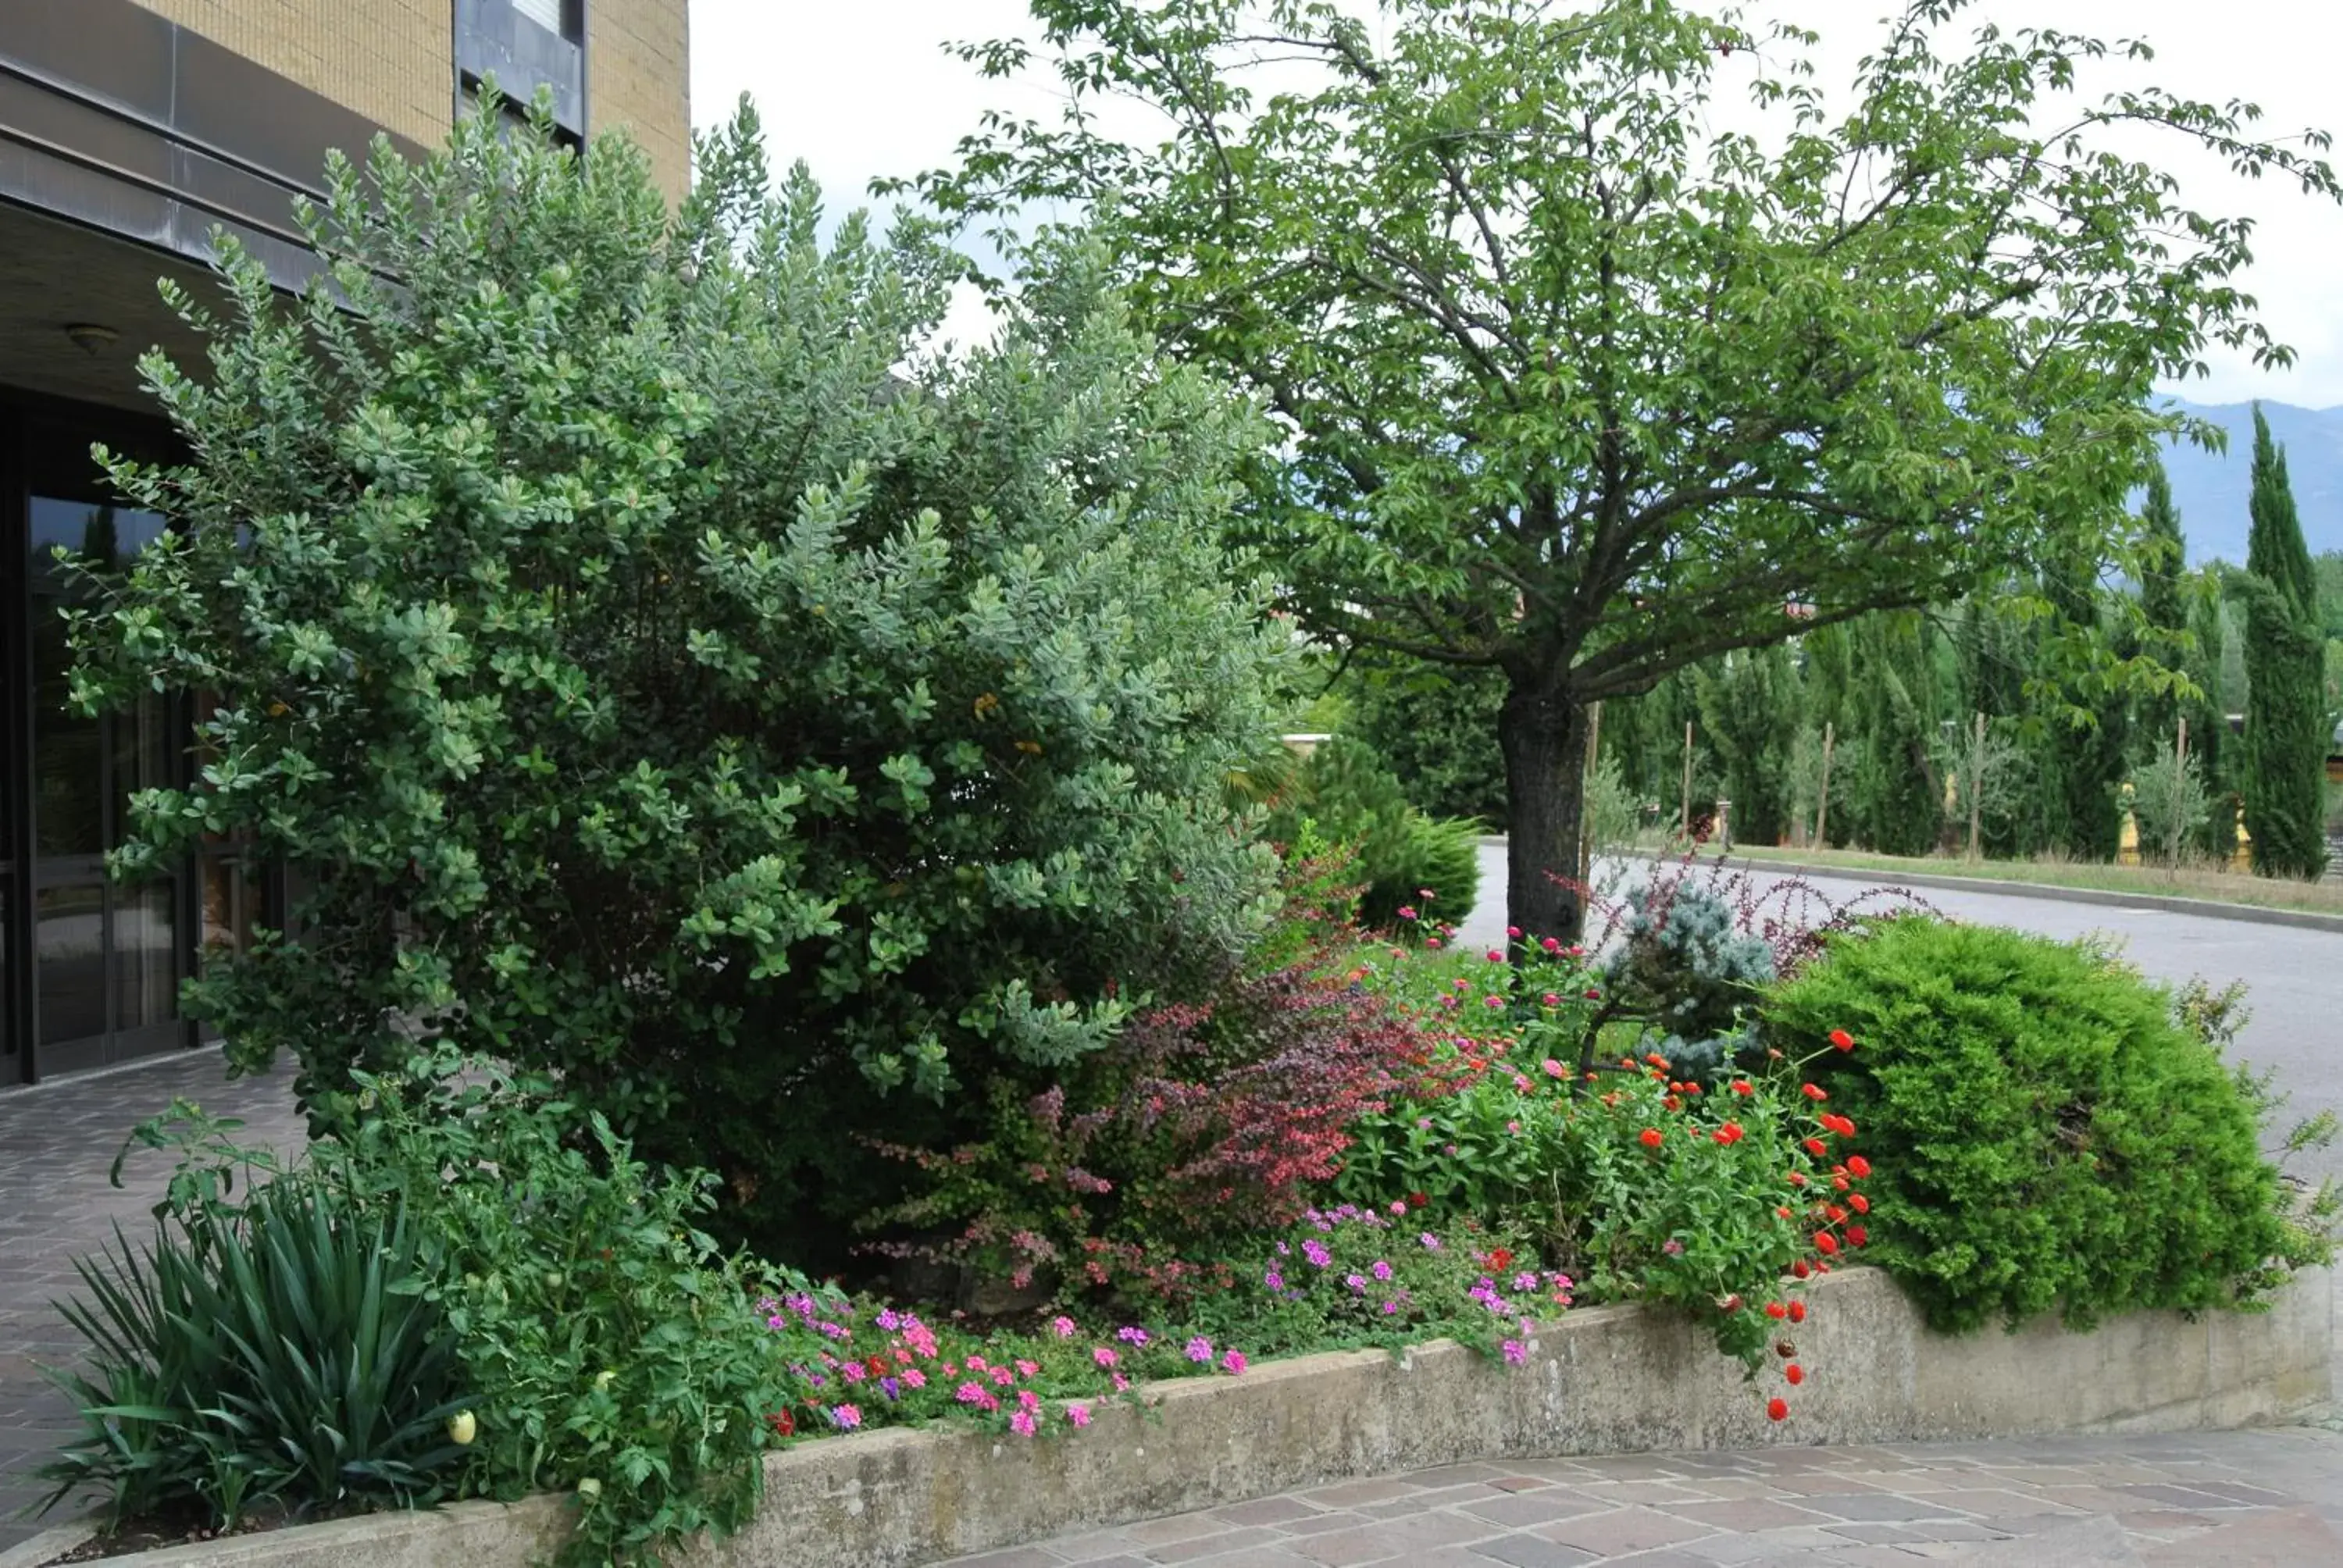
(1765, 917, 2325, 1332)
(65, 106, 1289, 1248)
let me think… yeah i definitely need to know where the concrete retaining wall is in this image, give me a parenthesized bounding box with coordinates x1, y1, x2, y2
(5, 1264, 2330, 1568)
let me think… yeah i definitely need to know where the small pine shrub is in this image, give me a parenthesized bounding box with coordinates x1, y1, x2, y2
(1266, 736, 1479, 928)
(1765, 917, 2327, 1333)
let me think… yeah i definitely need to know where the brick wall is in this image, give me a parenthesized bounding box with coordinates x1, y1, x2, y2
(128, 0, 453, 148)
(588, 0, 690, 205)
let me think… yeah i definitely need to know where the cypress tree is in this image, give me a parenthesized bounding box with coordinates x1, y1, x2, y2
(2240, 405, 2327, 878)
(2136, 463, 2188, 752)
(2186, 578, 2236, 861)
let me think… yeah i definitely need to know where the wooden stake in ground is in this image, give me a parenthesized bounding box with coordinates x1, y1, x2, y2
(1967, 711, 1985, 862)
(1681, 721, 1695, 840)
(1578, 700, 1603, 892)
(2171, 715, 2189, 868)
(1816, 722, 1835, 848)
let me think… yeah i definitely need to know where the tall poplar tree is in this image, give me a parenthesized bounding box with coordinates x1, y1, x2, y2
(2240, 406, 2327, 878)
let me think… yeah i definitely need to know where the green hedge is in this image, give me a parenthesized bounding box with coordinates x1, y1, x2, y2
(1764, 917, 2323, 1333)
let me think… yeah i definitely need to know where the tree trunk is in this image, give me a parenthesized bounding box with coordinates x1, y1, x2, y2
(1500, 682, 1591, 946)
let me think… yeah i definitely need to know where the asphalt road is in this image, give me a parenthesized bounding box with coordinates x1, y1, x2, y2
(1457, 844, 2343, 1184)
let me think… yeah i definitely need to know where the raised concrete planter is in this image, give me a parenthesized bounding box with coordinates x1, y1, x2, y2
(5, 1264, 2329, 1568)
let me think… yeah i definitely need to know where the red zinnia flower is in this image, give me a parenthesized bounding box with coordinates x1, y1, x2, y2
(1803, 1137, 1828, 1157)
(1800, 1083, 1828, 1101)
(1785, 1363, 1806, 1385)
(1791, 1260, 1810, 1279)
(1849, 1193, 1870, 1214)
(1730, 1079, 1754, 1096)
(1764, 1301, 1788, 1320)
(1846, 1155, 1872, 1178)
(1787, 1300, 1806, 1324)
(1824, 1204, 1846, 1224)
(1847, 1224, 1868, 1247)
(1829, 1028, 1856, 1051)
(1639, 1128, 1664, 1149)
(1407, 1191, 1430, 1210)
(1814, 1231, 1839, 1255)
(1767, 1397, 1788, 1421)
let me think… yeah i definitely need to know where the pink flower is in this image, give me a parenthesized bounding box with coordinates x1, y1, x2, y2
(1112, 1372, 1130, 1392)
(1420, 1233, 1442, 1250)
(1512, 1073, 1531, 1091)
(1426, 938, 1442, 950)
(1501, 1341, 1527, 1366)
(955, 1381, 990, 1406)
(1116, 1326, 1150, 1346)
(1507, 1119, 1521, 1134)
(990, 1366, 1015, 1387)
(1093, 1347, 1119, 1368)
(1066, 1403, 1092, 1428)
(1370, 1260, 1393, 1281)
(1486, 950, 1505, 963)
(1541, 1058, 1565, 1078)
(1389, 1201, 1407, 1216)
(1221, 1350, 1248, 1375)
(1186, 1336, 1214, 1363)
(1010, 1409, 1037, 1437)
(965, 1355, 987, 1371)
(1542, 992, 1560, 1007)
(1018, 1388, 1041, 1410)
(901, 1368, 927, 1389)
(830, 1404, 862, 1430)
(1050, 1316, 1076, 1338)
(1541, 935, 1561, 953)
(1484, 995, 1505, 1009)
(1397, 905, 1418, 921)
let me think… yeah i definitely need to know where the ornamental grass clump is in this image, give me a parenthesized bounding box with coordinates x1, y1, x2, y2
(1767, 916, 2334, 1334)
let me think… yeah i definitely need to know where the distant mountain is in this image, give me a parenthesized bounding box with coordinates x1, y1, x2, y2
(2156, 399, 2343, 565)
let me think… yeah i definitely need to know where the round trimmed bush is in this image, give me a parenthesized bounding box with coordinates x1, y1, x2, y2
(1763, 916, 2315, 1333)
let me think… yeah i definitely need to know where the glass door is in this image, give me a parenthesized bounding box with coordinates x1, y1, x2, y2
(25, 493, 187, 1075)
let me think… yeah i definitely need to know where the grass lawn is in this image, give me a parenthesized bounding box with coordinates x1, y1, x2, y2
(1685, 839, 2343, 917)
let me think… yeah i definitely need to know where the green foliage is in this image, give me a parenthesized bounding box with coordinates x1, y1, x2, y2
(2127, 750, 2213, 864)
(34, 1171, 465, 1533)
(1766, 918, 2325, 1334)
(1597, 885, 1776, 1083)
(915, 0, 2341, 938)
(1694, 647, 1801, 846)
(1845, 615, 1942, 857)
(109, 1050, 829, 1566)
(1266, 736, 1478, 928)
(2240, 406, 2329, 878)
(1345, 662, 1508, 824)
(62, 105, 1290, 1252)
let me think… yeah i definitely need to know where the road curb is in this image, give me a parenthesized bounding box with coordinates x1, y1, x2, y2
(1473, 839, 2343, 935)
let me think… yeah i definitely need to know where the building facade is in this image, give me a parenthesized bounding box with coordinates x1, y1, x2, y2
(0, 0, 688, 1085)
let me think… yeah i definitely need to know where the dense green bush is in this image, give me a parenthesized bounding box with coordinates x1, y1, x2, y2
(1765, 917, 2327, 1332)
(36, 1171, 465, 1533)
(1343, 664, 1507, 823)
(65, 105, 1289, 1251)
(1264, 736, 1478, 928)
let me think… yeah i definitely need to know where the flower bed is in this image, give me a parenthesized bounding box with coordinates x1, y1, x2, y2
(5, 1263, 2327, 1568)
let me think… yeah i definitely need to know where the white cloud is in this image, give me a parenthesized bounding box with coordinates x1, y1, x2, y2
(693, 0, 2343, 404)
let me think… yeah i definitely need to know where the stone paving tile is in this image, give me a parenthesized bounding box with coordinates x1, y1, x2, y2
(933, 1427, 2343, 1568)
(0, 1050, 305, 1551)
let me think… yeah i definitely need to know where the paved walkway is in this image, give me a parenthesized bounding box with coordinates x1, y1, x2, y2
(0, 1049, 304, 1549)
(936, 1427, 2343, 1566)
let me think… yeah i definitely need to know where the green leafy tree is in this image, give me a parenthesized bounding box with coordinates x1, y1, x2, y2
(2134, 462, 2189, 753)
(2043, 552, 2131, 861)
(1693, 644, 1799, 846)
(1346, 661, 1509, 823)
(2189, 579, 2240, 859)
(64, 106, 1290, 1250)
(918, 0, 2340, 938)
(1844, 614, 1941, 856)
(2239, 406, 2328, 878)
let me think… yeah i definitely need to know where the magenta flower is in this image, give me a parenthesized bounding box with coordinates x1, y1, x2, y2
(1016, 1360, 1040, 1378)
(1514, 1271, 1540, 1292)
(1111, 1372, 1130, 1392)
(1050, 1315, 1076, 1338)
(1010, 1409, 1037, 1437)
(1370, 1260, 1393, 1281)
(1186, 1336, 1214, 1363)
(1302, 1239, 1332, 1268)
(1396, 905, 1418, 921)
(1093, 1347, 1119, 1368)
(1507, 925, 1522, 939)
(1264, 1269, 1285, 1290)
(1420, 1233, 1443, 1250)
(1541, 935, 1561, 953)
(1221, 1350, 1248, 1375)
(1116, 1326, 1150, 1346)
(1066, 1402, 1092, 1428)
(901, 1368, 927, 1389)
(1485, 950, 1504, 963)
(1017, 1388, 1041, 1411)
(830, 1404, 863, 1430)
(1542, 1057, 1565, 1078)
(1502, 1341, 1528, 1367)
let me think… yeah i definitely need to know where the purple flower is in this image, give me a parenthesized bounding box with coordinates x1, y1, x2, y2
(1117, 1326, 1150, 1346)
(1371, 1260, 1393, 1281)
(1264, 1269, 1286, 1291)
(1419, 1233, 1442, 1250)
(1302, 1239, 1332, 1268)
(875, 1308, 902, 1332)
(1066, 1402, 1091, 1427)
(1345, 1273, 1368, 1293)
(829, 1404, 862, 1430)
(879, 1376, 901, 1400)
(1186, 1336, 1214, 1363)
(1501, 1341, 1527, 1367)
(1514, 1271, 1540, 1292)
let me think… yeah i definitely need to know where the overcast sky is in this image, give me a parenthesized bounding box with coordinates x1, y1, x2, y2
(691, 0, 2343, 408)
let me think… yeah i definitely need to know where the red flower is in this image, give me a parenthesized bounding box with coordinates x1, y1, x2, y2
(1787, 1300, 1806, 1324)
(1407, 1191, 1430, 1210)
(1814, 1231, 1839, 1256)
(1821, 1113, 1856, 1138)
(1663, 1095, 1683, 1112)
(1763, 1301, 1788, 1320)
(1785, 1171, 1807, 1186)
(1486, 1247, 1515, 1270)
(1829, 1028, 1856, 1051)
(1785, 1363, 1806, 1385)
(1800, 1083, 1828, 1101)
(1730, 1079, 1754, 1096)
(1646, 1053, 1671, 1070)
(1639, 1128, 1664, 1149)
(1846, 1224, 1868, 1247)
(1849, 1192, 1870, 1214)
(1791, 1260, 1810, 1279)
(1767, 1397, 1789, 1422)
(1846, 1155, 1872, 1178)
(1712, 1121, 1744, 1146)
(1802, 1137, 1828, 1157)
(1824, 1204, 1846, 1224)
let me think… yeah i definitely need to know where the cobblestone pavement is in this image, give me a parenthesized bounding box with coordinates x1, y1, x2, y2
(934, 1427, 2343, 1566)
(0, 1050, 304, 1550)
